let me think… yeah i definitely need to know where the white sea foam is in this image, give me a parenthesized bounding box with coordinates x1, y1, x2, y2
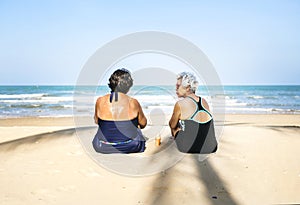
(1, 96, 73, 104)
(0, 93, 47, 99)
(1, 85, 300, 117)
(225, 107, 274, 113)
(225, 98, 247, 107)
(249, 95, 264, 99)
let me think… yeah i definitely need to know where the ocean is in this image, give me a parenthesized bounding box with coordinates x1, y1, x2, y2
(0, 85, 299, 118)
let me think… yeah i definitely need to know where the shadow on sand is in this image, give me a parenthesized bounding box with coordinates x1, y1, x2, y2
(146, 154, 239, 205)
(0, 126, 240, 205)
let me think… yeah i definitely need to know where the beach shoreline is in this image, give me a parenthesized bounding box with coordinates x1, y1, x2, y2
(1, 114, 300, 204)
(1, 113, 299, 126)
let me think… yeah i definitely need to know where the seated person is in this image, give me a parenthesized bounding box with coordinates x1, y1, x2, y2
(92, 68, 147, 154)
(169, 72, 217, 154)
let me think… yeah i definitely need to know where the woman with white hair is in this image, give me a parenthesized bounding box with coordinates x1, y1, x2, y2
(169, 72, 217, 153)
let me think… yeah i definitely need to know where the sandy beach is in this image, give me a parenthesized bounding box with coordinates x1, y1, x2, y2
(0, 114, 300, 205)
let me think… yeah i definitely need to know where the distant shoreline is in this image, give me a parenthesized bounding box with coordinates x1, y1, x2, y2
(1, 85, 300, 117)
(1, 113, 300, 126)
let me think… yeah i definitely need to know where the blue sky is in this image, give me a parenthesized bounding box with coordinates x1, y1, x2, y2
(0, 0, 299, 85)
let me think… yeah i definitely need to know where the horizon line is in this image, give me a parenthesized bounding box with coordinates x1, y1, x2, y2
(0, 84, 299, 86)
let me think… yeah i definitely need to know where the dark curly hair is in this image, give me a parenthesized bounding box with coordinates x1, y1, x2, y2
(108, 68, 133, 93)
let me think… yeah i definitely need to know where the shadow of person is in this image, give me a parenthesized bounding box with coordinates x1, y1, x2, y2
(145, 154, 239, 205)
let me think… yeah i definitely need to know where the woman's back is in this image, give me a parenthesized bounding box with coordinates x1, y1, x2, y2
(178, 96, 212, 123)
(92, 69, 147, 154)
(95, 92, 138, 121)
(169, 71, 218, 154)
(175, 96, 217, 154)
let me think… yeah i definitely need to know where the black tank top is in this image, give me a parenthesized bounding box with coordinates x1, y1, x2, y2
(186, 96, 212, 122)
(175, 96, 217, 154)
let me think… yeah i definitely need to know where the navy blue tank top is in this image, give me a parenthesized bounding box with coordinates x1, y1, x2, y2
(97, 117, 139, 143)
(92, 92, 145, 153)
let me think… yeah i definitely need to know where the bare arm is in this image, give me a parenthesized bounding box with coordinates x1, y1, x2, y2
(169, 102, 181, 136)
(132, 98, 147, 129)
(94, 98, 100, 124)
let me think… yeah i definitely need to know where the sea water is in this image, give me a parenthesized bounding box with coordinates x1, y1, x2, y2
(0, 85, 299, 118)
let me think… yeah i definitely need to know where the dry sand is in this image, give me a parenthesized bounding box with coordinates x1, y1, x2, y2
(0, 114, 300, 205)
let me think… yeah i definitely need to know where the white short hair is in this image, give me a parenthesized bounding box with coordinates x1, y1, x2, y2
(177, 72, 199, 93)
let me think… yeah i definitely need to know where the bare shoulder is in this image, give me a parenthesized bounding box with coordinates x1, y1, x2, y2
(129, 96, 138, 103)
(177, 98, 188, 106)
(96, 95, 104, 102)
(95, 96, 102, 104)
(177, 97, 193, 109)
(129, 97, 140, 108)
(96, 94, 110, 104)
(201, 97, 210, 110)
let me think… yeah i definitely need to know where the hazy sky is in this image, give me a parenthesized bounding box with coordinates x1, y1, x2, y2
(0, 0, 300, 85)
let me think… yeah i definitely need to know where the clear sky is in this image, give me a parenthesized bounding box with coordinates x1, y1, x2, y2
(0, 0, 299, 85)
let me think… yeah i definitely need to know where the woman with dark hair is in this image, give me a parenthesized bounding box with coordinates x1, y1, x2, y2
(92, 68, 147, 153)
